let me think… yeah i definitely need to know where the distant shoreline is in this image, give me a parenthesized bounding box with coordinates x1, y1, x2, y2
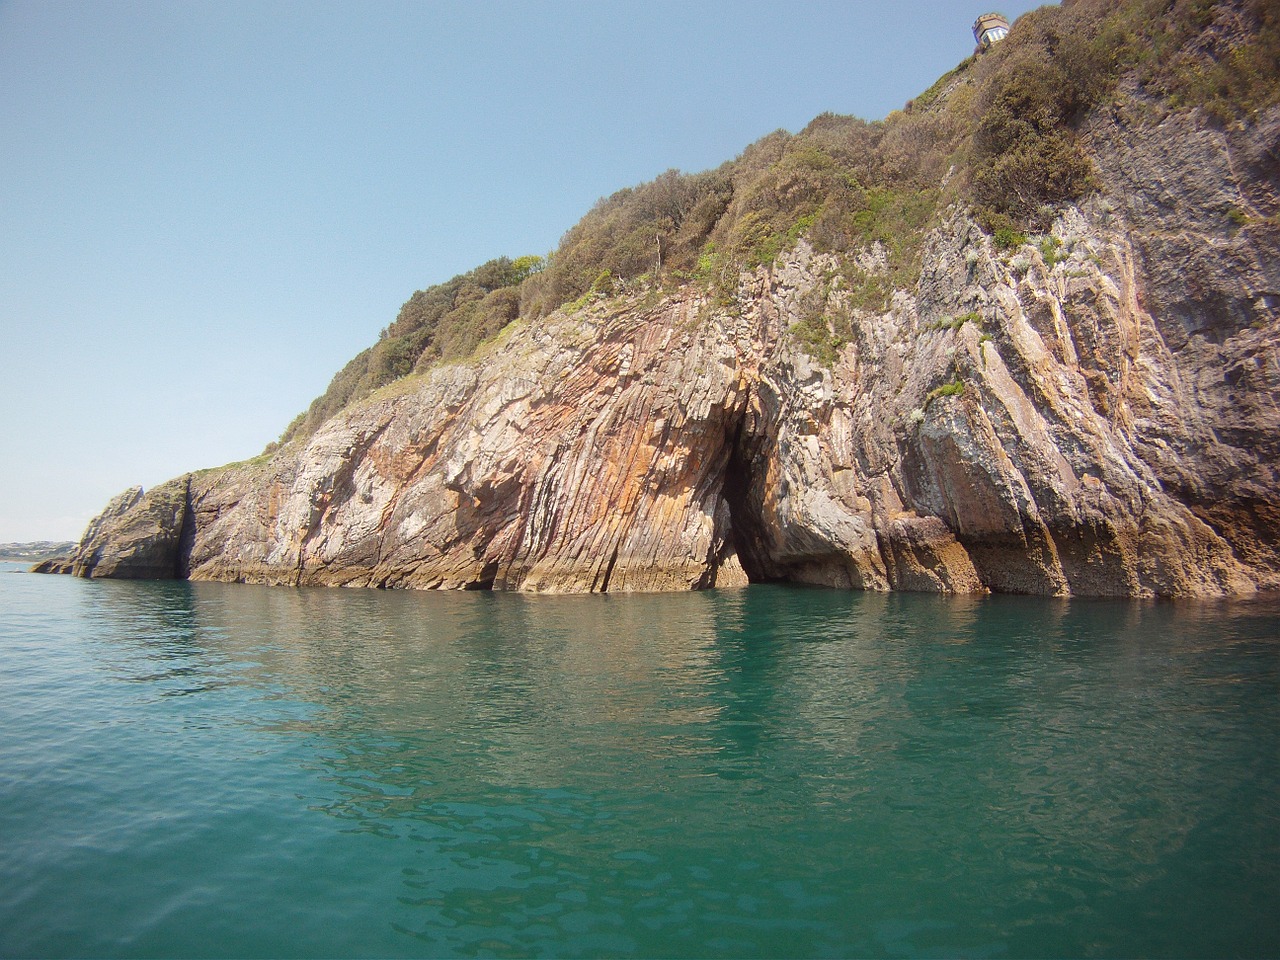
(0, 542, 76, 563)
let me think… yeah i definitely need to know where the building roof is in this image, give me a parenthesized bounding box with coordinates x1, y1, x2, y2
(972, 12, 1011, 45)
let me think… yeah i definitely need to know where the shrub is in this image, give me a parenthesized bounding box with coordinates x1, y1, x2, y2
(1039, 235, 1066, 267)
(992, 226, 1027, 250)
(1125, 0, 1280, 123)
(933, 311, 981, 332)
(927, 379, 966, 405)
(590, 270, 615, 294)
(790, 314, 848, 367)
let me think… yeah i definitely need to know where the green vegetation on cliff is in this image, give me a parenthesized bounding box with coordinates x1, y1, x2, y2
(279, 256, 543, 444)
(276, 0, 1277, 448)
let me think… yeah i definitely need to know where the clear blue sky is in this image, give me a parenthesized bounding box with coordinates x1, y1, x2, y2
(0, 0, 1050, 543)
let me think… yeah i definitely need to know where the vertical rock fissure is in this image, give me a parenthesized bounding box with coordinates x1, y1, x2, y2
(719, 413, 777, 584)
(174, 476, 196, 580)
(598, 543, 620, 593)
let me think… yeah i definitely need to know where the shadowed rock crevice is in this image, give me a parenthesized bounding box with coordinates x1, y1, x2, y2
(463, 558, 499, 590)
(718, 408, 779, 585)
(175, 481, 197, 579)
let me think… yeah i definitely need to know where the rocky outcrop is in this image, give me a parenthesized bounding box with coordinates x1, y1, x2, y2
(30, 557, 74, 574)
(67, 479, 191, 579)
(1084, 88, 1280, 588)
(59, 99, 1280, 598)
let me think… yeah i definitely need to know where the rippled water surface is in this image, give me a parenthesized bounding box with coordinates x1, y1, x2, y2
(1, 562, 1278, 957)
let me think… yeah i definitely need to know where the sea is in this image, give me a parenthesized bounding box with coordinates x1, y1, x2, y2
(1, 559, 1277, 958)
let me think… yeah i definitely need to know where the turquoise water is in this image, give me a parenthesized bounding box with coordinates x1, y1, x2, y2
(1, 561, 1278, 958)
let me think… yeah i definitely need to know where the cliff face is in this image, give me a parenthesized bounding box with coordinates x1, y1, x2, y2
(66, 94, 1280, 598)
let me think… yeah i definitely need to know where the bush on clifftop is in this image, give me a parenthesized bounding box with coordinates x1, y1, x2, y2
(275, 0, 1277, 448)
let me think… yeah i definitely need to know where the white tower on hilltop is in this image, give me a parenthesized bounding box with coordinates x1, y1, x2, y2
(973, 12, 1011, 51)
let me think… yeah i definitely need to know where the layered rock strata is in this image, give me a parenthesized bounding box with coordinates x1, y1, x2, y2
(63, 100, 1280, 597)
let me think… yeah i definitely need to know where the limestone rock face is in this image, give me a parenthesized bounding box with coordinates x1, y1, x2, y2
(63, 101, 1280, 597)
(70, 479, 190, 579)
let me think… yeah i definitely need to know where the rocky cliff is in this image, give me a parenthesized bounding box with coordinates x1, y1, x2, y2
(59, 29, 1280, 598)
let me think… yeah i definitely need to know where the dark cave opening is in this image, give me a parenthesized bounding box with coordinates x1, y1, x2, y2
(464, 559, 500, 590)
(719, 415, 781, 585)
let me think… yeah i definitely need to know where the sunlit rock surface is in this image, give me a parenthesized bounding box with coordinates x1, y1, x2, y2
(65, 99, 1279, 597)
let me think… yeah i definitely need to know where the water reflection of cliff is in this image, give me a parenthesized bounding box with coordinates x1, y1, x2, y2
(256, 588, 744, 793)
(79, 579, 233, 699)
(82, 578, 1280, 955)
(113, 582, 1280, 834)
